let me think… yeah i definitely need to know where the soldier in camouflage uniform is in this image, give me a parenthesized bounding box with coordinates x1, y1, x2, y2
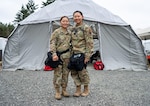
(50, 16, 71, 100)
(71, 11, 94, 97)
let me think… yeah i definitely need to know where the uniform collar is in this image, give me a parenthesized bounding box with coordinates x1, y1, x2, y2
(60, 27, 69, 34)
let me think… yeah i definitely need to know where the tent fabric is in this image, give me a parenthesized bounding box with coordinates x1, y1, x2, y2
(0, 37, 7, 61)
(19, 0, 127, 26)
(100, 24, 147, 70)
(2, 0, 147, 71)
(0, 37, 7, 57)
(142, 40, 150, 51)
(3, 23, 50, 71)
(136, 27, 150, 40)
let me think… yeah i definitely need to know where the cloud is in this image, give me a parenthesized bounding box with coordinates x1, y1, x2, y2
(93, 0, 150, 29)
(0, 0, 150, 29)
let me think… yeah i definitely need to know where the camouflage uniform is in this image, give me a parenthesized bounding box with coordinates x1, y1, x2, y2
(50, 27, 71, 88)
(71, 23, 94, 86)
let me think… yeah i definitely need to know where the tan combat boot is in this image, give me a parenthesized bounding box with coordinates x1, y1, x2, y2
(81, 85, 89, 97)
(62, 87, 70, 97)
(73, 85, 81, 97)
(55, 87, 61, 100)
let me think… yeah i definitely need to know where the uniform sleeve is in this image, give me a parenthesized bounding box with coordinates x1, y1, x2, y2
(50, 30, 58, 56)
(84, 26, 94, 59)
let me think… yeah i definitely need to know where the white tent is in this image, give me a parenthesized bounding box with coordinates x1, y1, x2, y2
(142, 40, 150, 54)
(2, 0, 147, 71)
(0, 37, 7, 59)
(135, 27, 150, 40)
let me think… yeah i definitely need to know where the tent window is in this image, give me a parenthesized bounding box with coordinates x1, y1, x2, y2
(52, 21, 60, 32)
(90, 23, 98, 39)
(84, 20, 99, 39)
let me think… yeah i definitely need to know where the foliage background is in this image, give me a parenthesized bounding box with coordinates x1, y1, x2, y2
(0, 0, 55, 38)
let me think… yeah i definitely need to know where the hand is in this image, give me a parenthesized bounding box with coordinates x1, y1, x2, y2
(84, 58, 89, 64)
(53, 55, 59, 61)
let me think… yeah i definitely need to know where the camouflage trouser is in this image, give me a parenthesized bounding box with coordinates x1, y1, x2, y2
(53, 58, 70, 88)
(71, 68, 90, 86)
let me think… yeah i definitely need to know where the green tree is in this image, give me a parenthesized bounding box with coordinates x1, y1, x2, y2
(14, 5, 29, 23)
(42, 0, 55, 7)
(26, 0, 38, 14)
(0, 22, 14, 38)
(14, 0, 38, 23)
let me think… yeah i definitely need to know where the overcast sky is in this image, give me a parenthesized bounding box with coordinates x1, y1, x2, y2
(0, 0, 150, 30)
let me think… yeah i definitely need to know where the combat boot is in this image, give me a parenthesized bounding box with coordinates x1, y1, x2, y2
(81, 85, 89, 97)
(55, 87, 61, 100)
(73, 85, 81, 97)
(62, 87, 70, 97)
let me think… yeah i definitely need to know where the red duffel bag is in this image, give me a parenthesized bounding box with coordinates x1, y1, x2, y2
(44, 65, 53, 71)
(93, 61, 104, 70)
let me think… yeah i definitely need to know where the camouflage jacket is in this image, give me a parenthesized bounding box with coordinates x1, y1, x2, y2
(71, 23, 94, 59)
(50, 27, 71, 58)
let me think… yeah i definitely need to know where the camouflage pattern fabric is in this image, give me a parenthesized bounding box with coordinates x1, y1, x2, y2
(50, 27, 71, 58)
(71, 23, 93, 59)
(70, 23, 94, 85)
(53, 58, 70, 88)
(50, 27, 71, 88)
(71, 68, 90, 86)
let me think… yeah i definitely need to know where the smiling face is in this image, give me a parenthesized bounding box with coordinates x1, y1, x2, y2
(60, 16, 69, 29)
(73, 11, 84, 25)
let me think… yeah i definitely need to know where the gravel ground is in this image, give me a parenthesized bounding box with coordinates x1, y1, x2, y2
(0, 65, 150, 106)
